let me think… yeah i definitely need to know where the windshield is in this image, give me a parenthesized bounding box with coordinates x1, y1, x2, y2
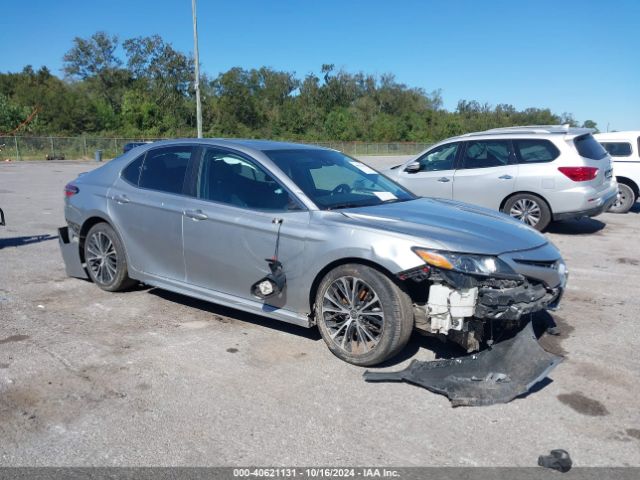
(265, 149, 416, 210)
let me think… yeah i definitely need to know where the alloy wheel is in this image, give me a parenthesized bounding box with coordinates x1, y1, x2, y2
(86, 231, 117, 285)
(510, 198, 542, 226)
(320, 276, 384, 355)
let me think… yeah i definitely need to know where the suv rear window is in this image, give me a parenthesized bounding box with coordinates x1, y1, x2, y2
(574, 134, 607, 160)
(513, 139, 560, 163)
(600, 142, 632, 157)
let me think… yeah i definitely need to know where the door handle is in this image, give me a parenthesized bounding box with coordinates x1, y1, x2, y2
(499, 175, 513, 180)
(437, 177, 451, 183)
(112, 194, 130, 204)
(183, 209, 208, 221)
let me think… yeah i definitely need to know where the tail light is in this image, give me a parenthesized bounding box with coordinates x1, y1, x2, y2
(64, 183, 79, 197)
(558, 167, 598, 182)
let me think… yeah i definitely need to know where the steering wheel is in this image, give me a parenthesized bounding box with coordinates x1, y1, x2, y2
(331, 183, 352, 195)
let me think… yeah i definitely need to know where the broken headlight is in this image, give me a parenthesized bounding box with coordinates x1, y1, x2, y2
(412, 248, 517, 277)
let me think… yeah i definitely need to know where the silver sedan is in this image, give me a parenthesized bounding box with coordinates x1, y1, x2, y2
(59, 139, 567, 365)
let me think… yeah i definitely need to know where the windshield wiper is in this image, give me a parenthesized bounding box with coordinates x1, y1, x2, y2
(326, 202, 370, 210)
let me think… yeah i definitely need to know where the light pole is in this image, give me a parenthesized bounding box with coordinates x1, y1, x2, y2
(192, 0, 203, 138)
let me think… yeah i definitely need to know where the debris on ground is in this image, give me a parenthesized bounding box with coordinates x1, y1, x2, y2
(363, 322, 562, 406)
(538, 449, 572, 472)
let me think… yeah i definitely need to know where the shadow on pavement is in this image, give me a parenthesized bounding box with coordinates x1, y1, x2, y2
(148, 287, 568, 369)
(149, 288, 322, 342)
(0, 234, 57, 248)
(546, 217, 606, 235)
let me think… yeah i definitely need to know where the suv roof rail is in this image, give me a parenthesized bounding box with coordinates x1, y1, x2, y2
(461, 125, 594, 137)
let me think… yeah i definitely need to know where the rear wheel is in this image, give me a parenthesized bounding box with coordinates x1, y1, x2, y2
(315, 264, 413, 366)
(503, 193, 551, 231)
(608, 183, 636, 214)
(84, 223, 136, 292)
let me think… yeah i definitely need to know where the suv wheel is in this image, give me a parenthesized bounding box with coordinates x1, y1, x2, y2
(608, 183, 636, 214)
(503, 194, 551, 231)
(315, 264, 413, 366)
(84, 223, 136, 291)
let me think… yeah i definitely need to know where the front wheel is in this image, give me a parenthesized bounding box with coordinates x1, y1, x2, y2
(314, 264, 413, 366)
(503, 194, 551, 231)
(84, 222, 136, 292)
(608, 183, 636, 214)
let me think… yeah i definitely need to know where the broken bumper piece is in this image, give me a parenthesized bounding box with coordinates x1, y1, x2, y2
(363, 322, 562, 406)
(58, 226, 88, 279)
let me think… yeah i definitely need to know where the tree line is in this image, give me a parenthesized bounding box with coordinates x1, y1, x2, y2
(0, 31, 598, 141)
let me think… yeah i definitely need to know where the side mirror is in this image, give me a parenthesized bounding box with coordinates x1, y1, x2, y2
(404, 162, 420, 173)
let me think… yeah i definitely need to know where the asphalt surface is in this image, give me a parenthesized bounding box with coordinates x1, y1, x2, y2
(1, 159, 639, 467)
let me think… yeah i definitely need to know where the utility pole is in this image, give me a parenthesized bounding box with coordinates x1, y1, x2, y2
(192, 0, 203, 138)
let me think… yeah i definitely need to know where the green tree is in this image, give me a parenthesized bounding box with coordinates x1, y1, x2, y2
(63, 32, 128, 113)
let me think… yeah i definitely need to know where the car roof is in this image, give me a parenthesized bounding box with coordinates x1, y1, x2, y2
(443, 125, 594, 142)
(147, 138, 327, 153)
(594, 131, 640, 140)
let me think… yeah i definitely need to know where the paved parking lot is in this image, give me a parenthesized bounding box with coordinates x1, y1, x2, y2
(1, 159, 639, 466)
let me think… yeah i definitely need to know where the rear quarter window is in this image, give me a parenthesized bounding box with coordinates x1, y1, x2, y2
(514, 139, 560, 163)
(601, 142, 632, 157)
(121, 154, 144, 185)
(574, 134, 608, 160)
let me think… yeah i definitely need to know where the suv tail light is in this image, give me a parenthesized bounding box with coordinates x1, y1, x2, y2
(558, 167, 599, 182)
(64, 183, 79, 197)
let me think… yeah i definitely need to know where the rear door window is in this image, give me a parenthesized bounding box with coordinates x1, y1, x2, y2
(601, 142, 632, 157)
(139, 146, 194, 194)
(513, 139, 560, 163)
(574, 134, 607, 160)
(461, 140, 511, 169)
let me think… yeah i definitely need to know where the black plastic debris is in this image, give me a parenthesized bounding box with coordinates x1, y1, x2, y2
(538, 449, 572, 473)
(363, 322, 562, 406)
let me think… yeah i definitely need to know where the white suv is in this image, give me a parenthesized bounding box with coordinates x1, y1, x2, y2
(594, 131, 640, 213)
(385, 126, 618, 231)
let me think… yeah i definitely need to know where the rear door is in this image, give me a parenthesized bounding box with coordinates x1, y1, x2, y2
(395, 142, 459, 199)
(453, 139, 517, 209)
(108, 145, 198, 280)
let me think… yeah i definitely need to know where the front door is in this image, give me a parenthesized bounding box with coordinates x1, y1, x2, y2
(396, 142, 459, 199)
(453, 139, 517, 210)
(181, 147, 310, 311)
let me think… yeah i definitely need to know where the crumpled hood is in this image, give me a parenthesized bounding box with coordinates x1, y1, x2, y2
(338, 198, 548, 255)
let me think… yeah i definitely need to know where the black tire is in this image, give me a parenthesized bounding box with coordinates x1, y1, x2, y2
(314, 264, 413, 366)
(84, 222, 136, 292)
(608, 183, 636, 214)
(502, 193, 552, 231)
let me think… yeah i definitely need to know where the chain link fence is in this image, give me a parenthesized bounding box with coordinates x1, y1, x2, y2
(0, 136, 430, 161)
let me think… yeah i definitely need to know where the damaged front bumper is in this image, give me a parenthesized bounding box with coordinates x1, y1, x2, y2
(401, 263, 564, 351)
(364, 321, 562, 406)
(475, 280, 562, 321)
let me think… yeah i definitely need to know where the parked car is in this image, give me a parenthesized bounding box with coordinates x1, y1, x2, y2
(385, 126, 618, 231)
(122, 141, 152, 153)
(58, 139, 567, 366)
(594, 131, 640, 213)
